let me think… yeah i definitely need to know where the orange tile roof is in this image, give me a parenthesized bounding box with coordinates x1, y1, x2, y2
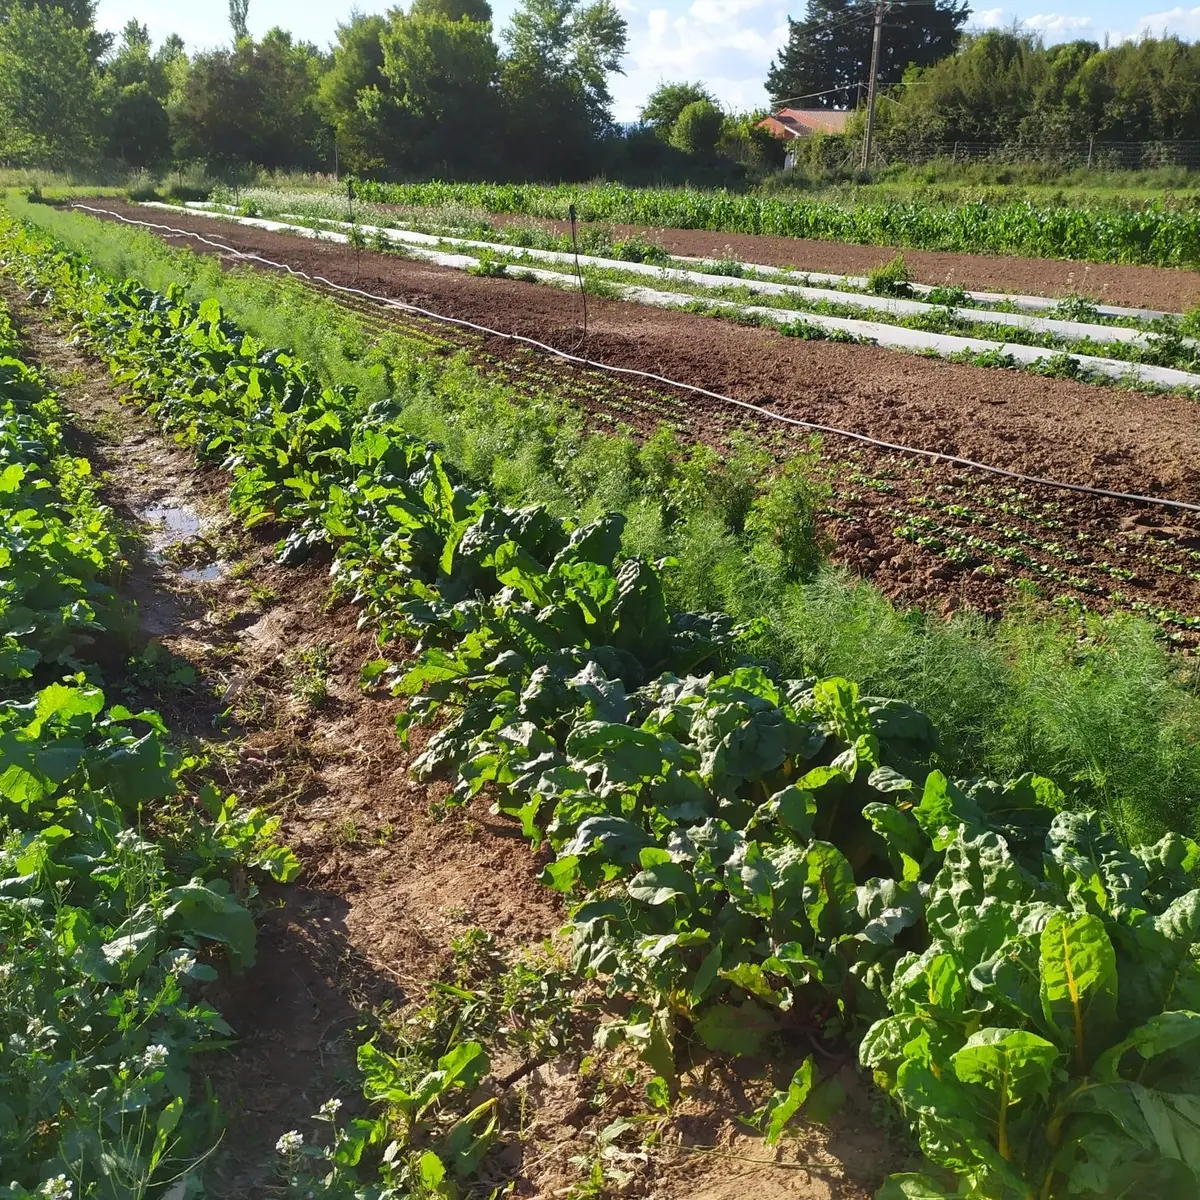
(757, 108, 852, 138)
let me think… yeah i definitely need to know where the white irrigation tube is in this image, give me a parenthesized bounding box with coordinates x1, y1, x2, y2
(69, 203, 1200, 517)
(136, 204, 1200, 392)
(167, 201, 1179, 346)
(177, 200, 1181, 323)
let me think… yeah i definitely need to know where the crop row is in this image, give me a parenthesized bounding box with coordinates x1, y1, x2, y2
(207, 193, 1181, 329)
(316, 274, 1200, 645)
(9, 218, 1200, 1195)
(0, 286, 299, 1197)
(832, 462, 1200, 640)
(352, 180, 1200, 269)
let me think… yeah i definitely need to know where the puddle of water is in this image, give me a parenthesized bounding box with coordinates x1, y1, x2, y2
(143, 504, 202, 541)
(180, 562, 226, 583)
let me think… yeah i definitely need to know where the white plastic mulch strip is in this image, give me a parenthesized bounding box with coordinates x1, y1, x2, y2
(668, 256, 1176, 323)
(178, 200, 1179, 324)
(172, 202, 1179, 346)
(143, 204, 1200, 391)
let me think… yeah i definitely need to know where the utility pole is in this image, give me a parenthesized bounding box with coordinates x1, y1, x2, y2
(860, 0, 887, 171)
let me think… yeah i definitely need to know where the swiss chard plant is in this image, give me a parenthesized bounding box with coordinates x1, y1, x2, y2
(862, 804, 1200, 1197)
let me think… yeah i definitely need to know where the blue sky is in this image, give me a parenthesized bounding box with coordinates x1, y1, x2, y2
(96, 0, 1200, 120)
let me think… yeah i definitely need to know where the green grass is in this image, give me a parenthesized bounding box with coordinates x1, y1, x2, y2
(15, 193, 1200, 843)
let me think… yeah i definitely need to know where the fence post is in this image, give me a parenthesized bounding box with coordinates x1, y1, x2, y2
(1087, 135, 1094, 170)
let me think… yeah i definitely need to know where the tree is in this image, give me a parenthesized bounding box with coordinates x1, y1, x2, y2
(766, 0, 969, 110)
(99, 21, 175, 166)
(379, 1, 499, 175)
(860, 32, 1200, 148)
(0, 3, 98, 166)
(639, 80, 715, 133)
(669, 98, 723, 156)
(173, 29, 326, 170)
(229, 0, 250, 44)
(500, 0, 627, 177)
(316, 12, 390, 171)
(0, 0, 112, 60)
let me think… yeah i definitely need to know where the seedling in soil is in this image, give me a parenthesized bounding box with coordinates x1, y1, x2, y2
(289, 641, 333, 709)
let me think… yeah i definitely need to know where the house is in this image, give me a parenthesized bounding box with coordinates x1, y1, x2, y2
(756, 108, 853, 140)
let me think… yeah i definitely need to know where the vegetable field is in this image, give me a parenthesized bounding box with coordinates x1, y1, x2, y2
(353, 179, 1200, 268)
(5, 195, 1200, 1199)
(0, 281, 297, 1196)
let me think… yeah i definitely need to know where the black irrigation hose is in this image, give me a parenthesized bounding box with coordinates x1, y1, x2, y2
(69, 204, 1200, 517)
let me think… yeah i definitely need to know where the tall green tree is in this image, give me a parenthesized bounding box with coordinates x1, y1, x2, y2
(379, 0, 500, 175)
(0, 0, 111, 61)
(501, 0, 627, 177)
(99, 20, 176, 166)
(669, 97, 723, 157)
(0, 3, 98, 166)
(316, 12, 391, 172)
(639, 80, 715, 133)
(173, 29, 327, 170)
(766, 0, 969, 109)
(229, 0, 250, 43)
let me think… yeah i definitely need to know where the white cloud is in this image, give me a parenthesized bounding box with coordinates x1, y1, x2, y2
(1128, 5, 1200, 38)
(970, 3, 1200, 46)
(612, 0, 787, 118)
(688, 0, 775, 24)
(1025, 12, 1093, 33)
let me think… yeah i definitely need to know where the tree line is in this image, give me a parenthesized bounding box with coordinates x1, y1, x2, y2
(877, 32, 1200, 147)
(4, 0, 1198, 183)
(767, 4, 1200, 156)
(0, 0, 638, 179)
(0, 0, 784, 182)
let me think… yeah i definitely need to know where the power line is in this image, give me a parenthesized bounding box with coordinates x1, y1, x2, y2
(69, 205, 1200, 518)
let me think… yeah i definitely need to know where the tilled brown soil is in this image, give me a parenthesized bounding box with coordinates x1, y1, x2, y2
(482, 213, 1200, 314)
(86, 200, 1200, 503)
(77, 201, 1200, 636)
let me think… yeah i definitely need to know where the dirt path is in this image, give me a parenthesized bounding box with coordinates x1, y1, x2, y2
(481, 214, 1200, 314)
(5, 279, 896, 1198)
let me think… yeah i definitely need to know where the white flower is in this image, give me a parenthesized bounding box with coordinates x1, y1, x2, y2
(276, 1130, 304, 1155)
(0, 962, 13, 981)
(142, 1044, 169, 1070)
(168, 950, 196, 978)
(317, 1098, 342, 1119)
(40, 1176, 73, 1200)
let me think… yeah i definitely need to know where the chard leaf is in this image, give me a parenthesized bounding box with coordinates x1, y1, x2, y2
(694, 999, 777, 1056)
(1039, 911, 1117, 1071)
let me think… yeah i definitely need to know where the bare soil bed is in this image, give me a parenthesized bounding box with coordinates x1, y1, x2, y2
(88, 201, 1200, 500)
(79, 201, 1200, 636)
(483, 213, 1200, 314)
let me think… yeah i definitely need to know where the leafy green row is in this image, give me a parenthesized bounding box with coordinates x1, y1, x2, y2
(352, 179, 1200, 268)
(8, 214, 1200, 1198)
(0, 282, 297, 1198)
(0, 305, 123, 681)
